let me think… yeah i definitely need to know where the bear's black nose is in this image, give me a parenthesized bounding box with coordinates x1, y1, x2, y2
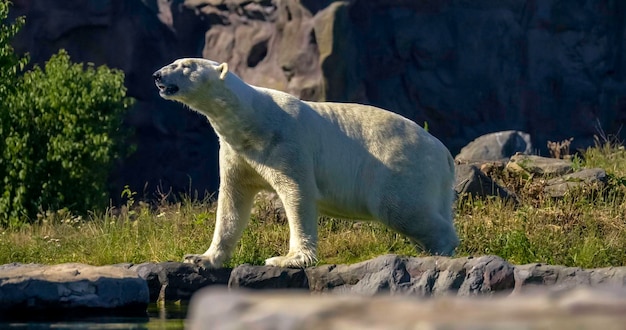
(152, 71, 161, 82)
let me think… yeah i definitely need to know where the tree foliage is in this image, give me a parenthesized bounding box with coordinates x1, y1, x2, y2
(0, 0, 26, 95)
(0, 1, 134, 226)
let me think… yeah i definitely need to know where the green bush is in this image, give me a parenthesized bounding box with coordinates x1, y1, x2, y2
(0, 1, 27, 96)
(0, 2, 134, 226)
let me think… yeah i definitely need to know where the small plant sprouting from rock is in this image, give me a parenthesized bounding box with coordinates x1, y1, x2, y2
(547, 137, 574, 159)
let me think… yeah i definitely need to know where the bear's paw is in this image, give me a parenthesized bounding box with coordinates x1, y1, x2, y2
(265, 251, 317, 268)
(183, 254, 222, 269)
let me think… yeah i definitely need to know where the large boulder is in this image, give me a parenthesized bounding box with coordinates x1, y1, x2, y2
(229, 264, 309, 290)
(186, 286, 626, 330)
(0, 263, 149, 320)
(455, 131, 533, 163)
(132, 261, 231, 302)
(454, 163, 516, 201)
(304, 254, 516, 296)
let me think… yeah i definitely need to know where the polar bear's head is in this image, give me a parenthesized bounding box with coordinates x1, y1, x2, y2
(153, 58, 229, 102)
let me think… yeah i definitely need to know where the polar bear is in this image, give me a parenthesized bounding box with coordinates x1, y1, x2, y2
(153, 58, 458, 268)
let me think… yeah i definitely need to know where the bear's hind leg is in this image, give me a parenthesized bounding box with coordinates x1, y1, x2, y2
(383, 205, 458, 257)
(403, 216, 458, 256)
(409, 221, 458, 256)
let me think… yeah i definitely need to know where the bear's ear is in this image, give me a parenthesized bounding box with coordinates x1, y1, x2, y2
(216, 62, 229, 80)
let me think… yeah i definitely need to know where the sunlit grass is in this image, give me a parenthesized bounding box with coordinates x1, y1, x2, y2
(0, 201, 416, 267)
(2, 143, 626, 268)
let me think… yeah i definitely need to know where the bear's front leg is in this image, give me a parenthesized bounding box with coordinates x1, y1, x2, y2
(184, 174, 258, 269)
(264, 178, 318, 268)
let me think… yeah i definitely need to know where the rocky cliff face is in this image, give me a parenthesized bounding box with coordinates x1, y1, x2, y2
(7, 0, 626, 200)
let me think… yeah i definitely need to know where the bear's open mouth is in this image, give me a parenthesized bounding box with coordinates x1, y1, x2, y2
(156, 82, 179, 96)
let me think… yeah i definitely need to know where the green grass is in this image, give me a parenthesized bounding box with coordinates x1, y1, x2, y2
(2, 144, 626, 268)
(0, 201, 416, 267)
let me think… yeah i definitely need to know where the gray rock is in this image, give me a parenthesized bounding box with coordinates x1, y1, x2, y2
(229, 264, 309, 290)
(589, 267, 626, 287)
(544, 168, 607, 198)
(455, 131, 533, 163)
(515, 262, 626, 293)
(186, 287, 626, 330)
(515, 263, 594, 293)
(132, 262, 231, 302)
(455, 163, 516, 201)
(4, 253, 626, 322)
(507, 154, 574, 177)
(457, 255, 516, 296)
(305, 254, 515, 296)
(305, 254, 412, 295)
(0, 263, 149, 319)
(425, 258, 467, 296)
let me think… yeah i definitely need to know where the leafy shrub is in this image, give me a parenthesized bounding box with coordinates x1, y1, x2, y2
(0, 1, 27, 96)
(0, 3, 133, 226)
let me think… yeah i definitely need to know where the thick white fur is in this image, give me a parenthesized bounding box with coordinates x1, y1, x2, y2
(153, 58, 458, 268)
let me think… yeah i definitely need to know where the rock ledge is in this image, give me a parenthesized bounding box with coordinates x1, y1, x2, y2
(3, 254, 626, 319)
(0, 263, 149, 320)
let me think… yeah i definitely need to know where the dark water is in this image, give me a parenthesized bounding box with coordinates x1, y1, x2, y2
(0, 303, 186, 329)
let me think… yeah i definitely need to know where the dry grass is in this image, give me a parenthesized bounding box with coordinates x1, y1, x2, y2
(2, 143, 626, 268)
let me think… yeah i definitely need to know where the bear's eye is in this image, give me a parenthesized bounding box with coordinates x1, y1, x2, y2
(180, 63, 192, 75)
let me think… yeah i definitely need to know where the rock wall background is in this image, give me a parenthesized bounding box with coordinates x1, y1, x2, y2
(7, 0, 626, 201)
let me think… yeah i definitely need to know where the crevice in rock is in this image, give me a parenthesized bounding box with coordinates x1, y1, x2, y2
(247, 38, 269, 67)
